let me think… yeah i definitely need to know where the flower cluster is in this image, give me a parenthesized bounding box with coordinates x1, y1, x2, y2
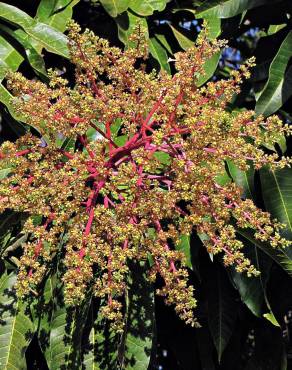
(0, 22, 291, 330)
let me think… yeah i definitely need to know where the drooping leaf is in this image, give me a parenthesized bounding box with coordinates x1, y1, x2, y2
(149, 37, 171, 73)
(255, 31, 292, 117)
(236, 228, 292, 276)
(229, 238, 272, 317)
(205, 264, 238, 362)
(0, 271, 35, 369)
(260, 167, 292, 240)
(35, 272, 90, 370)
(196, 0, 283, 19)
(119, 262, 155, 370)
(82, 301, 119, 369)
(130, 0, 168, 16)
(100, 0, 130, 18)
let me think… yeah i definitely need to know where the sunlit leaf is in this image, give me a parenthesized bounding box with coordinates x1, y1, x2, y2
(130, 0, 168, 16)
(255, 31, 292, 117)
(100, 0, 130, 17)
(0, 271, 35, 369)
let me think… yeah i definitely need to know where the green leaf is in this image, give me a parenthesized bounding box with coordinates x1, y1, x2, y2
(196, 0, 282, 19)
(0, 3, 69, 58)
(205, 264, 238, 362)
(35, 272, 90, 370)
(0, 3, 32, 29)
(154, 34, 173, 54)
(0, 26, 47, 78)
(0, 272, 35, 370)
(116, 11, 148, 48)
(0, 84, 20, 120)
(197, 52, 220, 86)
(267, 24, 287, 36)
(196, 17, 221, 86)
(169, 25, 194, 50)
(36, 0, 80, 32)
(215, 169, 232, 186)
(100, 0, 130, 17)
(82, 301, 119, 369)
(227, 160, 255, 199)
(119, 262, 155, 369)
(0, 168, 11, 180)
(26, 22, 69, 58)
(36, 0, 58, 20)
(255, 31, 292, 117)
(260, 167, 292, 240)
(176, 234, 192, 269)
(236, 228, 292, 276)
(0, 35, 23, 79)
(263, 312, 280, 327)
(229, 238, 272, 317)
(130, 0, 168, 16)
(149, 37, 171, 73)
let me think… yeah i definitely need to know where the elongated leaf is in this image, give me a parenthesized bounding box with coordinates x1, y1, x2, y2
(230, 239, 272, 317)
(130, 0, 168, 16)
(119, 262, 155, 369)
(255, 31, 292, 116)
(205, 264, 238, 362)
(82, 301, 119, 369)
(26, 23, 69, 58)
(100, 0, 130, 17)
(0, 272, 35, 370)
(196, 17, 221, 86)
(149, 37, 170, 73)
(0, 3, 69, 58)
(236, 228, 292, 276)
(260, 167, 292, 240)
(33, 270, 89, 370)
(196, 0, 282, 19)
(154, 34, 173, 54)
(45, 287, 89, 369)
(0, 3, 32, 29)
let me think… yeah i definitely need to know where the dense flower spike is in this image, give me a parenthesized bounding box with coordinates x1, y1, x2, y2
(0, 22, 291, 329)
